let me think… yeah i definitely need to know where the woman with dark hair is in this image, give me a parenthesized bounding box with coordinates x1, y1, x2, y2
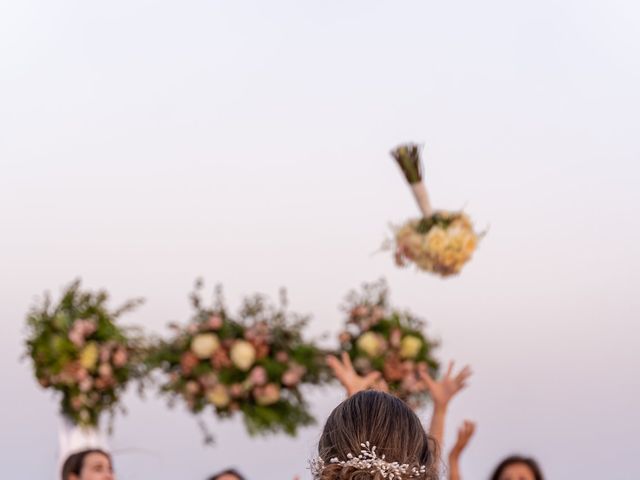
(61, 449, 114, 480)
(447, 422, 545, 480)
(490, 456, 544, 480)
(208, 469, 246, 480)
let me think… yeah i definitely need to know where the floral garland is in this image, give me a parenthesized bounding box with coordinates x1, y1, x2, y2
(24, 280, 144, 428)
(337, 280, 439, 409)
(148, 280, 329, 441)
(390, 143, 481, 276)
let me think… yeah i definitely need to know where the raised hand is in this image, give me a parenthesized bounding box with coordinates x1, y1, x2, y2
(451, 420, 476, 458)
(419, 361, 472, 409)
(327, 352, 388, 397)
(418, 360, 472, 461)
(449, 420, 476, 480)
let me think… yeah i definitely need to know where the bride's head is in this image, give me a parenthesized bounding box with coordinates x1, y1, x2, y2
(315, 390, 438, 480)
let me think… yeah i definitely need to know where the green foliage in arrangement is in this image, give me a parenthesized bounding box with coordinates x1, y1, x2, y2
(25, 280, 144, 427)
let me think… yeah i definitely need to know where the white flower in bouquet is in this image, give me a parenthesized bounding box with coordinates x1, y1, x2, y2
(207, 384, 231, 408)
(190, 333, 220, 359)
(230, 340, 256, 371)
(356, 332, 384, 358)
(400, 335, 423, 359)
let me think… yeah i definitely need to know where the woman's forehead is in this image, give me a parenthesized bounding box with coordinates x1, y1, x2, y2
(84, 452, 111, 465)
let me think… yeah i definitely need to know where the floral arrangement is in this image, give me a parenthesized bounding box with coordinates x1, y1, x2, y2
(148, 280, 329, 441)
(24, 280, 144, 427)
(337, 280, 439, 409)
(390, 143, 481, 276)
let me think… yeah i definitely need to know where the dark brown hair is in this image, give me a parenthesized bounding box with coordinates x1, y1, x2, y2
(490, 455, 544, 480)
(208, 469, 246, 480)
(318, 390, 438, 480)
(61, 449, 112, 480)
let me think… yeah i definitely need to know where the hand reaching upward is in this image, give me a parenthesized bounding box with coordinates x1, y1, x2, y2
(419, 361, 472, 409)
(451, 420, 476, 458)
(418, 360, 472, 463)
(449, 420, 476, 480)
(327, 352, 388, 397)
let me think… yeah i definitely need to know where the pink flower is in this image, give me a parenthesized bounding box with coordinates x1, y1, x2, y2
(75, 367, 89, 382)
(208, 315, 223, 330)
(282, 365, 306, 387)
(249, 366, 268, 386)
(230, 383, 244, 398)
(390, 329, 402, 348)
(254, 383, 281, 406)
(383, 355, 405, 382)
(71, 396, 84, 411)
(187, 324, 199, 334)
(68, 330, 85, 348)
(185, 381, 201, 396)
(37, 376, 50, 388)
(180, 351, 199, 375)
(98, 363, 113, 378)
(338, 331, 352, 344)
(351, 305, 369, 318)
(94, 378, 108, 390)
(79, 378, 93, 392)
(99, 347, 111, 363)
(79, 320, 96, 337)
(112, 348, 128, 368)
(275, 351, 289, 363)
(199, 373, 218, 389)
(371, 307, 385, 323)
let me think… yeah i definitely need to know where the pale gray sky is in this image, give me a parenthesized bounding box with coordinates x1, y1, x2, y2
(1, 1, 640, 479)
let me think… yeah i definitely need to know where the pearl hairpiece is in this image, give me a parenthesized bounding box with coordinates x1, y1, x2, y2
(309, 441, 427, 479)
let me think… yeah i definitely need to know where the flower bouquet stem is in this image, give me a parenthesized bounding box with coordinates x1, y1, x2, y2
(391, 144, 434, 218)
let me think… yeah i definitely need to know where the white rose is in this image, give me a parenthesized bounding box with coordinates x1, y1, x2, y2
(356, 332, 384, 357)
(230, 340, 256, 371)
(190, 333, 220, 359)
(400, 335, 423, 359)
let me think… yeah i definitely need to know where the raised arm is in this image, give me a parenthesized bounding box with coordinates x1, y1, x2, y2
(448, 420, 476, 480)
(418, 361, 472, 448)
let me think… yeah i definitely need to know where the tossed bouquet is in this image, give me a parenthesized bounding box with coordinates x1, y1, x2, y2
(25, 280, 144, 428)
(391, 143, 481, 276)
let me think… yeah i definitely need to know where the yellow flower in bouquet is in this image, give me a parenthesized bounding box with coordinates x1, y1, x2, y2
(79, 342, 99, 370)
(400, 335, 422, 359)
(394, 213, 480, 276)
(356, 331, 384, 357)
(206, 384, 231, 408)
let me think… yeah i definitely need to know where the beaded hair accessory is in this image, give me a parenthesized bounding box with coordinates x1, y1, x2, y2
(309, 441, 427, 479)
